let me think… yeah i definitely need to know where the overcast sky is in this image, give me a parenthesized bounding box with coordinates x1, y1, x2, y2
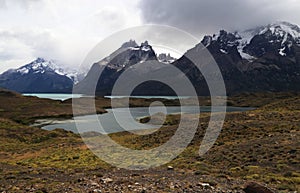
(0, 0, 300, 72)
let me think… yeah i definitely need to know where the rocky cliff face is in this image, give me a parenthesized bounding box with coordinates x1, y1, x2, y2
(75, 40, 165, 95)
(76, 22, 300, 96)
(173, 21, 300, 95)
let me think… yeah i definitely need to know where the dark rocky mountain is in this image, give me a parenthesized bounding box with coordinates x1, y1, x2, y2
(0, 58, 74, 93)
(74, 40, 176, 95)
(157, 53, 176, 64)
(76, 21, 300, 96)
(197, 21, 300, 94)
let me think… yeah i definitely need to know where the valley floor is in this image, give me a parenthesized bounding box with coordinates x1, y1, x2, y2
(0, 91, 299, 192)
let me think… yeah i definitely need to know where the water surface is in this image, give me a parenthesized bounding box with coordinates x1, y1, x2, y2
(22, 93, 85, 101)
(41, 106, 254, 134)
(23, 93, 190, 101)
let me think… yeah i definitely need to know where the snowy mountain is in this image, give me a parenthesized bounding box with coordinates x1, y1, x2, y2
(0, 58, 75, 93)
(75, 40, 161, 95)
(99, 40, 157, 69)
(173, 21, 300, 94)
(202, 21, 300, 60)
(157, 53, 176, 64)
(76, 21, 300, 96)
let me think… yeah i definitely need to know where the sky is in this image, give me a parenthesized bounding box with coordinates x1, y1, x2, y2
(0, 0, 300, 73)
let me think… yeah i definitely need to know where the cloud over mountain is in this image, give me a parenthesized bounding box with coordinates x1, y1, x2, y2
(139, 0, 300, 38)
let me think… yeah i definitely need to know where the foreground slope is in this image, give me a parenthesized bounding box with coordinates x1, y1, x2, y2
(0, 91, 299, 192)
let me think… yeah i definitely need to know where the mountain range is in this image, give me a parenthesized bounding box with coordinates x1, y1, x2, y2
(0, 58, 84, 93)
(1, 21, 300, 95)
(198, 21, 300, 94)
(74, 40, 171, 95)
(75, 21, 300, 96)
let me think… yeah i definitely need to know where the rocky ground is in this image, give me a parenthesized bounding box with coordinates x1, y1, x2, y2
(0, 91, 299, 192)
(1, 163, 276, 193)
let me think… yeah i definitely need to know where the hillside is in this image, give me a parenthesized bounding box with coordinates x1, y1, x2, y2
(0, 90, 299, 192)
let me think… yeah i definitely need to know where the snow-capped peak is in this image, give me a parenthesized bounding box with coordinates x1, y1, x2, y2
(203, 21, 300, 60)
(16, 58, 64, 75)
(157, 53, 176, 64)
(12, 58, 84, 83)
(241, 21, 300, 57)
(127, 40, 152, 52)
(98, 40, 157, 70)
(259, 21, 300, 39)
(237, 21, 300, 44)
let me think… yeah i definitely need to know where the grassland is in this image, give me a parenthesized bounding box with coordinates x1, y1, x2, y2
(0, 90, 299, 192)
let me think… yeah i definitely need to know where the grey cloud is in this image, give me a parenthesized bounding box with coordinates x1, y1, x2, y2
(139, 0, 300, 37)
(0, 0, 6, 8)
(0, 29, 61, 62)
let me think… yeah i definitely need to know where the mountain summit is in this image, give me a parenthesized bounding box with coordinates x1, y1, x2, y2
(177, 21, 300, 94)
(76, 22, 300, 96)
(0, 58, 74, 93)
(75, 40, 162, 95)
(202, 21, 300, 60)
(5, 22, 299, 95)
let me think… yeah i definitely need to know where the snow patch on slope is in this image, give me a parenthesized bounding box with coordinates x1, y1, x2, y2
(13, 58, 84, 84)
(229, 21, 300, 60)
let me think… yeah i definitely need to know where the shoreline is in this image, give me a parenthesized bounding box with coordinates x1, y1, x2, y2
(0, 91, 299, 192)
(34, 105, 255, 134)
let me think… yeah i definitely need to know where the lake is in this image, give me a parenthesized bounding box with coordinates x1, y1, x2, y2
(22, 93, 86, 101)
(38, 106, 254, 134)
(22, 93, 190, 101)
(25, 93, 254, 134)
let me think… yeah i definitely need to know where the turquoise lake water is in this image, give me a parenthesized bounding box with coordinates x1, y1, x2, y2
(39, 106, 254, 134)
(22, 93, 85, 101)
(25, 93, 254, 134)
(22, 93, 189, 101)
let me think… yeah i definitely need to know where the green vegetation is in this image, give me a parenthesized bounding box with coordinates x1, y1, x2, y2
(0, 90, 299, 192)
